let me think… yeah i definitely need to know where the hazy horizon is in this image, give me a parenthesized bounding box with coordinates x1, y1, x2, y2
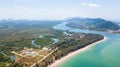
(0, 0, 120, 20)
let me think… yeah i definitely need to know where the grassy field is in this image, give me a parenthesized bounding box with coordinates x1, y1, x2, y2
(0, 28, 64, 53)
(0, 28, 60, 42)
(0, 20, 64, 67)
(35, 38, 53, 47)
(0, 27, 66, 66)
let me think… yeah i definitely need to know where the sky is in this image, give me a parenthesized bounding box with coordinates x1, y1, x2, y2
(0, 0, 120, 20)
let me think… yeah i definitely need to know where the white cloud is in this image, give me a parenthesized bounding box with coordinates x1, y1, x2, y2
(81, 3, 86, 6)
(88, 3, 100, 7)
(81, 3, 100, 8)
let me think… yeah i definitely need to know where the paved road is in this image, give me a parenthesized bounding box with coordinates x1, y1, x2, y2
(30, 47, 58, 67)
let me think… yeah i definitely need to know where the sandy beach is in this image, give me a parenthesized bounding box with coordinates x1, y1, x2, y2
(48, 37, 107, 67)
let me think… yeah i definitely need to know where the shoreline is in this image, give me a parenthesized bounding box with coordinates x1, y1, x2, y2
(48, 37, 107, 67)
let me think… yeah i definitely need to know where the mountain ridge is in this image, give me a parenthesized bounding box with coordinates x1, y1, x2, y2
(66, 17, 120, 31)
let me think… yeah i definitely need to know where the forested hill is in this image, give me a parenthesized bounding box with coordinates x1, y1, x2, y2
(66, 17, 120, 31)
(0, 19, 63, 29)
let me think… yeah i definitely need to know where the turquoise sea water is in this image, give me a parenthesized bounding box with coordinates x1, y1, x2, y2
(53, 22, 120, 67)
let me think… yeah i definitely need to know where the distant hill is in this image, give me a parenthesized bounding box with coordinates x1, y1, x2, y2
(66, 17, 120, 31)
(111, 20, 120, 26)
(0, 19, 63, 29)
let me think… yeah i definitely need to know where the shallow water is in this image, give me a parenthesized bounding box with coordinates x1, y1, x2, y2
(53, 22, 120, 67)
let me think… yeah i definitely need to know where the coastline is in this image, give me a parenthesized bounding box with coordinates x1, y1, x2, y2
(48, 37, 107, 67)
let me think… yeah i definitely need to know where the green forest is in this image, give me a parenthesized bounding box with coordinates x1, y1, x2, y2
(35, 33, 104, 67)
